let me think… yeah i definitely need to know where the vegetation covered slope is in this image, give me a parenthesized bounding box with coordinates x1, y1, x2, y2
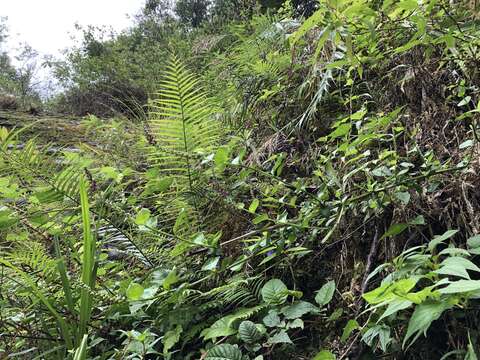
(1, 0, 480, 359)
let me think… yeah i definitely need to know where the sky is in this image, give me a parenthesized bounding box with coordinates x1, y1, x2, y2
(2, 0, 145, 59)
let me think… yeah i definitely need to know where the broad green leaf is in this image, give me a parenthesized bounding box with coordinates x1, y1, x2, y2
(163, 269, 179, 290)
(163, 325, 182, 355)
(238, 321, 262, 343)
(363, 278, 418, 304)
(403, 301, 452, 349)
(315, 280, 335, 307)
(395, 191, 410, 205)
(282, 301, 317, 319)
(287, 318, 304, 329)
(249, 199, 260, 213)
(435, 257, 480, 280)
(263, 310, 281, 327)
(341, 319, 359, 342)
(205, 344, 244, 360)
(261, 279, 288, 305)
(126, 283, 144, 301)
(214, 147, 229, 168)
(135, 208, 151, 226)
(268, 330, 292, 344)
(253, 214, 269, 224)
(467, 235, 480, 255)
(202, 257, 220, 271)
(381, 223, 408, 239)
(428, 230, 459, 252)
(362, 325, 391, 352)
(439, 280, 480, 294)
(202, 317, 237, 340)
(329, 123, 351, 139)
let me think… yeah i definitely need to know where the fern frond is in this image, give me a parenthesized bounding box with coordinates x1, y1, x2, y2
(148, 55, 221, 190)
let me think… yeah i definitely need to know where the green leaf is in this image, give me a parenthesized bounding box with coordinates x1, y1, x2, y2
(249, 199, 260, 213)
(467, 235, 480, 255)
(312, 350, 336, 360)
(263, 310, 281, 327)
(214, 147, 229, 168)
(362, 325, 391, 352)
(363, 278, 418, 304)
(329, 123, 351, 139)
(315, 280, 335, 307)
(205, 344, 244, 360)
(435, 257, 480, 280)
(202, 257, 220, 271)
(381, 223, 408, 239)
(261, 279, 288, 305)
(341, 320, 359, 342)
(379, 299, 412, 321)
(163, 325, 182, 355)
(403, 301, 452, 349)
(135, 208, 151, 226)
(395, 191, 410, 205)
(126, 283, 144, 301)
(428, 230, 459, 252)
(439, 280, 480, 294)
(268, 330, 292, 344)
(253, 213, 269, 224)
(371, 166, 392, 177)
(202, 317, 237, 340)
(163, 269, 179, 290)
(287, 318, 304, 329)
(238, 321, 262, 343)
(282, 301, 317, 319)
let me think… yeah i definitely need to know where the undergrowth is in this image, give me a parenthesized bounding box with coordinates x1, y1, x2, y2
(1, 1, 480, 359)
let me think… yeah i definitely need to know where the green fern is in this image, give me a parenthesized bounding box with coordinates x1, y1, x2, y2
(148, 55, 220, 195)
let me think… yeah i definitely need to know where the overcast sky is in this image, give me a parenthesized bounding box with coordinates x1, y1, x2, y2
(2, 0, 144, 58)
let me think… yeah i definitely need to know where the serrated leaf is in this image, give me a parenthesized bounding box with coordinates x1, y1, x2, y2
(287, 318, 304, 329)
(315, 280, 335, 307)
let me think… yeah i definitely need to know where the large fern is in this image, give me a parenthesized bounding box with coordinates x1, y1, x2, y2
(148, 55, 220, 195)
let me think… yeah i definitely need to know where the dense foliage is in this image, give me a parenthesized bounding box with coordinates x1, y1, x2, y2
(1, 0, 480, 359)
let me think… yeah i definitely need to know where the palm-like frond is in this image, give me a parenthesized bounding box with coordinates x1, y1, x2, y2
(148, 55, 220, 192)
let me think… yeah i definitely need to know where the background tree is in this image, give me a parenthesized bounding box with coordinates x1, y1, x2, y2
(175, 0, 210, 27)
